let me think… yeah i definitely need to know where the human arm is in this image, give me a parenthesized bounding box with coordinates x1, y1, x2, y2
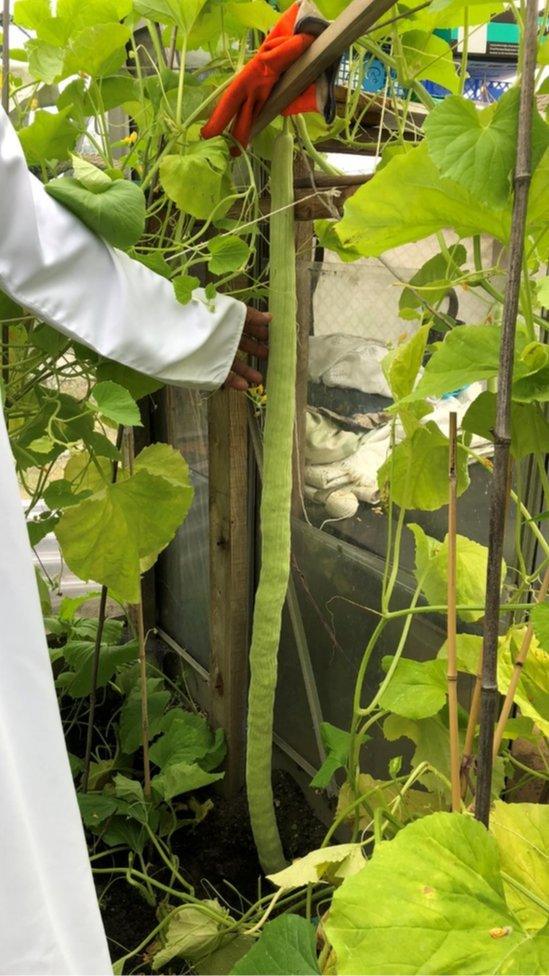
(0, 105, 267, 390)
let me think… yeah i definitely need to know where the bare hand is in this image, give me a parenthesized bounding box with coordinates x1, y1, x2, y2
(225, 306, 270, 391)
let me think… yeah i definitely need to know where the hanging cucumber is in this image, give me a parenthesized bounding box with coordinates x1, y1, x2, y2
(246, 125, 296, 874)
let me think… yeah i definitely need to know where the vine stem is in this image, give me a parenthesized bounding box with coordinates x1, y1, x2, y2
(446, 413, 461, 812)
(492, 563, 549, 758)
(82, 425, 124, 792)
(475, 0, 538, 827)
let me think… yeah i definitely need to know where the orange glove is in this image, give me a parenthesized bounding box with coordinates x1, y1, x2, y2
(201, 2, 337, 153)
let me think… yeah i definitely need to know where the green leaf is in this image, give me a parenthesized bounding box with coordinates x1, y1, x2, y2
(90, 380, 141, 427)
(26, 39, 65, 83)
(77, 792, 119, 827)
(43, 479, 88, 509)
(267, 844, 364, 891)
(58, 638, 138, 697)
(326, 812, 545, 975)
(382, 325, 429, 401)
(437, 633, 482, 674)
(227, 1, 278, 31)
(56, 445, 193, 603)
(119, 679, 171, 753)
(96, 360, 163, 400)
(379, 656, 447, 718)
(399, 245, 467, 320)
(337, 773, 444, 831)
(498, 630, 549, 736)
(149, 710, 223, 770)
(399, 31, 460, 93)
(63, 22, 131, 77)
(58, 591, 100, 622)
(537, 277, 549, 308)
(27, 513, 58, 546)
(45, 177, 146, 250)
(531, 602, 549, 653)
(159, 141, 230, 220)
(134, 0, 206, 31)
(409, 523, 498, 623)
(491, 801, 549, 933)
(378, 423, 469, 511)
(424, 90, 549, 209)
(512, 365, 549, 403)
(18, 107, 77, 166)
(152, 901, 227, 971)
(324, 142, 510, 259)
(70, 153, 112, 192)
(151, 761, 223, 801)
(231, 915, 320, 975)
(463, 391, 549, 459)
(409, 324, 528, 402)
(173, 274, 200, 305)
(310, 723, 351, 789)
(207, 235, 251, 276)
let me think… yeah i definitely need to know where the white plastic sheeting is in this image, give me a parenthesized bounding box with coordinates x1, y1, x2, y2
(0, 105, 245, 974)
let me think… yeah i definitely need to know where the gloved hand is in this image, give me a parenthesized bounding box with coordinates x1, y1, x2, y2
(201, 1, 337, 153)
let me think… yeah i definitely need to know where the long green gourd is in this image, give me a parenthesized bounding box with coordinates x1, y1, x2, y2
(246, 126, 296, 873)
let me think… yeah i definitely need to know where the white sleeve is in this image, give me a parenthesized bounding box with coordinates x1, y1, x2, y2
(0, 106, 246, 390)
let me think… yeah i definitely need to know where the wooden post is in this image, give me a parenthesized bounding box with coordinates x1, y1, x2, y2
(208, 387, 250, 795)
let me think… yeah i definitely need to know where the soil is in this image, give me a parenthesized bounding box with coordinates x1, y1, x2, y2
(97, 769, 326, 967)
(171, 769, 327, 906)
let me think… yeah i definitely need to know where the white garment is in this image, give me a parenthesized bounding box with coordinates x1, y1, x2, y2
(0, 106, 246, 975)
(308, 334, 392, 397)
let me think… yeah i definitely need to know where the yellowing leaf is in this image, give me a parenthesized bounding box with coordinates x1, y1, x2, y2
(267, 843, 365, 891)
(491, 801, 549, 933)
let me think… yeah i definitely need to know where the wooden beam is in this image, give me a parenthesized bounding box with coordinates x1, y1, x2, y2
(252, 0, 398, 136)
(208, 387, 250, 796)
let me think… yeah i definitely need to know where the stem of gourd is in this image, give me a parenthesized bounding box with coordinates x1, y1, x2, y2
(175, 35, 187, 127)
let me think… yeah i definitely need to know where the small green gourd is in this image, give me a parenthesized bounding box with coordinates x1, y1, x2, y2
(246, 126, 296, 873)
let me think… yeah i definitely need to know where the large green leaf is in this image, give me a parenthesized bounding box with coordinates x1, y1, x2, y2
(326, 812, 547, 975)
(90, 381, 141, 427)
(57, 638, 138, 697)
(320, 143, 510, 259)
(159, 141, 231, 220)
(408, 324, 528, 402)
(149, 710, 225, 771)
(134, 0, 206, 31)
(399, 31, 460, 93)
(55, 444, 193, 602)
(409, 523, 497, 622)
(96, 360, 163, 400)
(45, 177, 146, 249)
(18, 107, 77, 165)
(227, 1, 278, 31)
(379, 656, 447, 718)
(463, 391, 549, 459)
(207, 235, 251, 276)
(26, 39, 65, 82)
(231, 915, 320, 975)
(491, 801, 549, 933)
(151, 761, 223, 801)
(63, 22, 131, 77)
(378, 422, 469, 511)
(118, 679, 170, 753)
(424, 90, 549, 209)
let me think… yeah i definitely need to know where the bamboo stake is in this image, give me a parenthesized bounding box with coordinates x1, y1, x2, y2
(460, 670, 481, 800)
(126, 427, 152, 799)
(492, 564, 549, 758)
(475, 0, 538, 827)
(446, 413, 461, 812)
